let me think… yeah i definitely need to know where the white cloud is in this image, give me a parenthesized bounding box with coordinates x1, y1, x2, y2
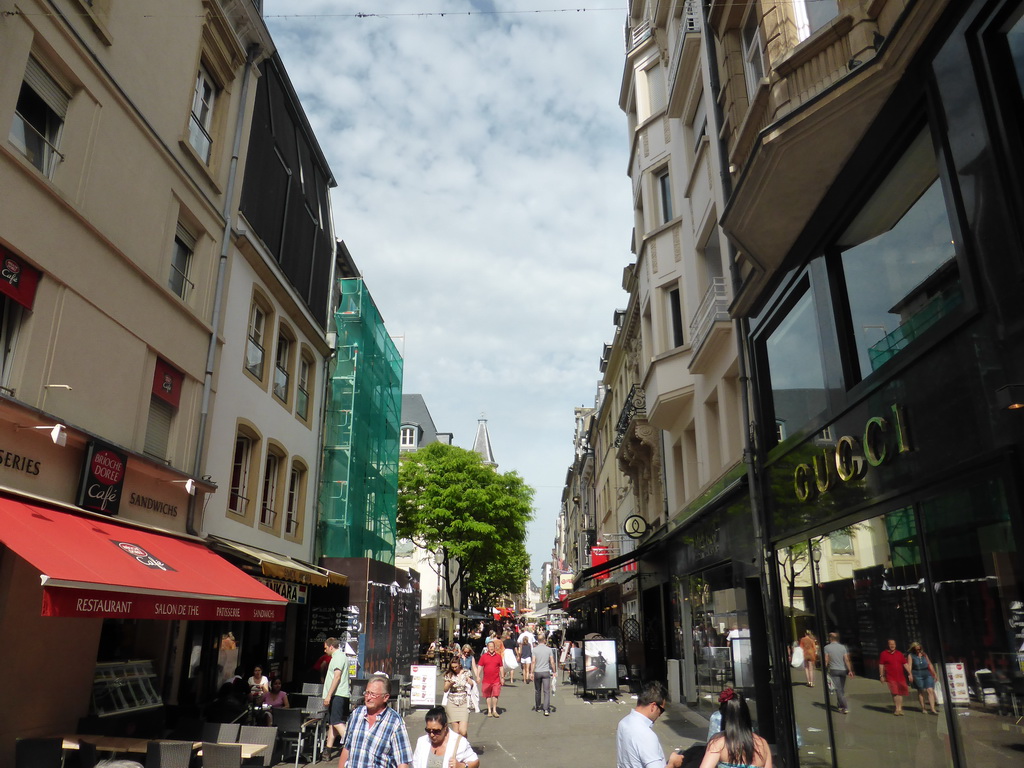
(265, 0, 631, 581)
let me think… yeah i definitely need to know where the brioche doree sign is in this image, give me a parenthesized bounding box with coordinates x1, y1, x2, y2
(77, 440, 128, 515)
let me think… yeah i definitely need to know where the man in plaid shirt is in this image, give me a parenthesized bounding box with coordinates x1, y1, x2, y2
(339, 675, 413, 768)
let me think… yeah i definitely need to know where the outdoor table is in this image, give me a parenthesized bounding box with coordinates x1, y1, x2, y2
(61, 735, 158, 754)
(61, 736, 266, 760)
(198, 742, 268, 760)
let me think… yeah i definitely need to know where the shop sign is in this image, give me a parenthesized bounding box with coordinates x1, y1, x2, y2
(0, 244, 42, 309)
(152, 358, 183, 408)
(793, 404, 911, 503)
(559, 573, 574, 592)
(258, 576, 308, 605)
(0, 446, 42, 476)
(128, 492, 178, 517)
(77, 440, 128, 515)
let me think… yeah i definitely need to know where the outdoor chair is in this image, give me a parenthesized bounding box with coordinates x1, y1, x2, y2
(301, 682, 321, 695)
(238, 725, 278, 766)
(202, 722, 241, 744)
(274, 706, 319, 768)
(15, 737, 63, 768)
(201, 741, 243, 768)
(75, 740, 98, 768)
(146, 739, 195, 768)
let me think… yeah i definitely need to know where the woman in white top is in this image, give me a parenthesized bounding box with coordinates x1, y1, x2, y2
(411, 707, 480, 768)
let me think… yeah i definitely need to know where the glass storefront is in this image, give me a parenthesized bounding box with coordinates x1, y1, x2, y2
(778, 469, 1022, 768)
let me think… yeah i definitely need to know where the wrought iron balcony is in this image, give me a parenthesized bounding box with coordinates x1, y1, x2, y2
(615, 384, 647, 447)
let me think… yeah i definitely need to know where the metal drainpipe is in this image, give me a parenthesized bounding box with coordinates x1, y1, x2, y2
(699, 0, 789, 750)
(186, 43, 262, 536)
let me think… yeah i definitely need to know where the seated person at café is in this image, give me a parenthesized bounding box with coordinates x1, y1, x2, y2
(204, 681, 247, 723)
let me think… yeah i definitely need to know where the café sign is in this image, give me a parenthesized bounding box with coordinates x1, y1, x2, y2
(793, 403, 910, 502)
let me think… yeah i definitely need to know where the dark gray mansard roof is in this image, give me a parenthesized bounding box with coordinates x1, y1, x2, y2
(401, 394, 440, 447)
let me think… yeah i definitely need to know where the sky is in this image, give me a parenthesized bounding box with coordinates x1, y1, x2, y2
(263, 1, 633, 583)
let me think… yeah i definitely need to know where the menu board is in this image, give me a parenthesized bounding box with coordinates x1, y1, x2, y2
(310, 604, 347, 641)
(410, 665, 437, 707)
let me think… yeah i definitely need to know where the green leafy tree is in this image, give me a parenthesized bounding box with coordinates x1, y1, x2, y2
(397, 443, 534, 612)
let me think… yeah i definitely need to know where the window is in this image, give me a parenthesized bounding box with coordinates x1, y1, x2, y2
(169, 224, 195, 300)
(228, 435, 251, 515)
(188, 65, 217, 162)
(260, 451, 281, 527)
(297, 354, 312, 420)
(690, 95, 707, 155)
(9, 57, 69, 177)
(742, 12, 766, 101)
(765, 289, 827, 445)
(0, 296, 24, 394)
(273, 333, 290, 402)
(245, 301, 266, 379)
(794, 0, 839, 43)
(829, 530, 854, 555)
(144, 396, 174, 460)
(668, 287, 684, 348)
(837, 130, 961, 378)
(284, 463, 306, 536)
(400, 426, 416, 448)
(658, 170, 674, 224)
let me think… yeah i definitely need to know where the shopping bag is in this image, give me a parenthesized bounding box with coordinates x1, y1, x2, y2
(791, 645, 804, 668)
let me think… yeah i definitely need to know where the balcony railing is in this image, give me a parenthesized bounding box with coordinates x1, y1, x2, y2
(615, 384, 647, 447)
(245, 337, 264, 378)
(273, 364, 289, 401)
(626, 17, 652, 51)
(690, 277, 730, 352)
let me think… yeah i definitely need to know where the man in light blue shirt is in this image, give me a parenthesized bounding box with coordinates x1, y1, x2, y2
(617, 681, 685, 768)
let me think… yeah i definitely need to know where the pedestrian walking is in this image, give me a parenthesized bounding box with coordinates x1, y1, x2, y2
(799, 630, 819, 687)
(905, 641, 940, 714)
(616, 680, 684, 768)
(443, 655, 473, 736)
(878, 638, 909, 715)
(339, 674, 413, 768)
(532, 630, 555, 715)
(477, 638, 504, 717)
(823, 632, 854, 714)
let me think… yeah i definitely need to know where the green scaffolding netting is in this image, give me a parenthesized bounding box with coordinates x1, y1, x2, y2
(317, 278, 404, 563)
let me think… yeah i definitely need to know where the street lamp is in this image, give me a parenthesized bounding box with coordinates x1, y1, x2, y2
(435, 550, 444, 641)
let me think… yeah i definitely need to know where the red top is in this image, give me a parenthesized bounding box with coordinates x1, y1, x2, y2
(878, 648, 907, 679)
(477, 651, 503, 685)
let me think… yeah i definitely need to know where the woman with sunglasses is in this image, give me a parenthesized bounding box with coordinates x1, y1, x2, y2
(411, 707, 480, 768)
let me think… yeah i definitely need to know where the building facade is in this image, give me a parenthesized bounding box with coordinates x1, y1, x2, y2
(560, 2, 1024, 768)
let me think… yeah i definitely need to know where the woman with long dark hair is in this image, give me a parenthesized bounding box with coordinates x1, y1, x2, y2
(698, 688, 772, 768)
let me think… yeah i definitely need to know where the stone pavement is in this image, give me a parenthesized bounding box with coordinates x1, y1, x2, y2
(275, 673, 711, 768)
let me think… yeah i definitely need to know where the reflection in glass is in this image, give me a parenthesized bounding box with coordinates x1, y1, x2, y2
(809, 515, 952, 768)
(839, 131, 962, 377)
(921, 475, 1020, 768)
(688, 566, 751, 720)
(778, 540, 830, 768)
(766, 290, 827, 444)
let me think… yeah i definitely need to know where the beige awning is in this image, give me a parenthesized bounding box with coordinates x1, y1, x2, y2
(208, 537, 346, 587)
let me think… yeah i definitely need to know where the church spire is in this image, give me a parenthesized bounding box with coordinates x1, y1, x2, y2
(473, 414, 497, 468)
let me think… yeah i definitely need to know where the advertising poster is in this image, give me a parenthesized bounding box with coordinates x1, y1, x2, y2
(583, 639, 617, 692)
(411, 664, 437, 707)
(945, 662, 970, 705)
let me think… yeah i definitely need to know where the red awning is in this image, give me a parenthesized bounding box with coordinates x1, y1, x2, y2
(0, 498, 287, 621)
